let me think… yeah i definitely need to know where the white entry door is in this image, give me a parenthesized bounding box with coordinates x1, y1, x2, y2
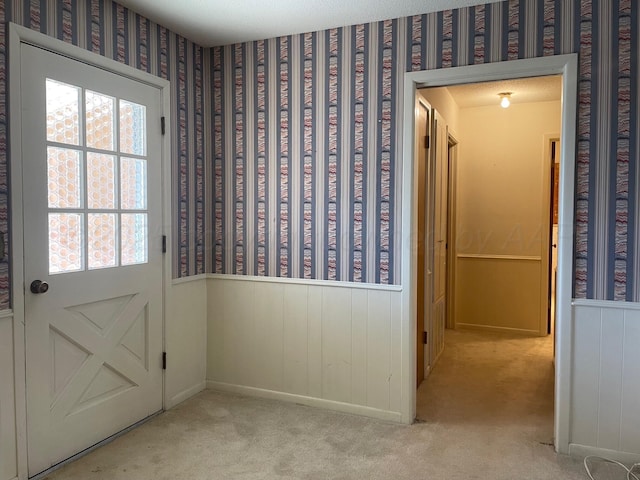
(20, 44, 164, 476)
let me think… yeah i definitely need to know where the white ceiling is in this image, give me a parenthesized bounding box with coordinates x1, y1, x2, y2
(442, 75, 562, 108)
(117, 0, 502, 47)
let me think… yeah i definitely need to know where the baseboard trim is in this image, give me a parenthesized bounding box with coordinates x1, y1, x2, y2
(206, 381, 403, 423)
(166, 381, 206, 409)
(456, 323, 541, 336)
(569, 443, 640, 464)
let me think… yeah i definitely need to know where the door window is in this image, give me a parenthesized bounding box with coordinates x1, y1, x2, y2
(45, 79, 148, 274)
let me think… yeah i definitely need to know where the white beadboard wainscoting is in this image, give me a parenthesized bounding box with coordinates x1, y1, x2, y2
(206, 275, 404, 422)
(8, 274, 640, 474)
(0, 311, 18, 480)
(570, 300, 640, 462)
(165, 276, 208, 409)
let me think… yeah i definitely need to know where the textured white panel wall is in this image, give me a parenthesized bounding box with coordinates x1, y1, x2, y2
(570, 301, 640, 461)
(0, 315, 17, 480)
(165, 277, 208, 408)
(206, 276, 403, 421)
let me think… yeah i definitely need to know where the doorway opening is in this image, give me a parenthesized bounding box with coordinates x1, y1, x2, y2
(415, 75, 562, 381)
(413, 76, 562, 447)
(400, 55, 578, 454)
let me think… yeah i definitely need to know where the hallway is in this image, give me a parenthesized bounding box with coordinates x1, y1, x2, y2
(417, 329, 557, 468)
(43, 331, 587, 480)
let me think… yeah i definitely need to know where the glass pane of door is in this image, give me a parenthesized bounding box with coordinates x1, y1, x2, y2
(45, 81, 149, 274)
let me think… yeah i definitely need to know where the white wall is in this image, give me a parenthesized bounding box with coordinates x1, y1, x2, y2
(207, 276, 403, 421)
(455, 100, 560, 333)
(1, 314, 17, 480)
(570, 301, 640, 461)
(164, 277, 208, 408)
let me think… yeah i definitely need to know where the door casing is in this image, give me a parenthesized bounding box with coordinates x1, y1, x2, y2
(445, 134, 458, 331)
(8, 23, 173, 480)
(401, 54, 578, 454)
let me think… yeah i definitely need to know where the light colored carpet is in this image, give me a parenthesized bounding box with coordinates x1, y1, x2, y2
(44, 329, 594, 479)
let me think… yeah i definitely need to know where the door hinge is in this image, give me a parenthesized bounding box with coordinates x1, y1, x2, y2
(162, 235, 167, 253)
(161, 116, 166, 135)
(425, 135, 430, 149)
(162, 352, 167, 370)
(423, 331, 428, 344)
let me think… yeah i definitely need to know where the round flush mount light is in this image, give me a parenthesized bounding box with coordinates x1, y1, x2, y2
(498, 92, 512, 108)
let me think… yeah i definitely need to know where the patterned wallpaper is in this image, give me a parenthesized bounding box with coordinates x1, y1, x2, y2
(211, 25, 400, 283)
(211, 0, 640, 300)
(0, 0, 208, 308)
(1, 0, 638, 303)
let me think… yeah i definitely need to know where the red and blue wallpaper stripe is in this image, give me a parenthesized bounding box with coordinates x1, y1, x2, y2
(210, 0, 640, 300)
(212, 20, 401, 284)
(0, 0, 639, 305)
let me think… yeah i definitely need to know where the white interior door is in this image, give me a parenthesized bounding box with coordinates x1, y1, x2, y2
(416, 99, 430, 385)
(20, 44, 164, 476)
(423, 104, 435, 376)
(429, 111, 447, 367)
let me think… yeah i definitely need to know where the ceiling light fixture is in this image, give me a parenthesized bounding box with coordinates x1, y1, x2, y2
(498, 92, 512, 108)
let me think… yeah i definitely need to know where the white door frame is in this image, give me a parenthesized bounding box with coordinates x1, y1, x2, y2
(445, 132, 459, 331)
(400, 54, 578, 454)
(8, 23, 172, 479)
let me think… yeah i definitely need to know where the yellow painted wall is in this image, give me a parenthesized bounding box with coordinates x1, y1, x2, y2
(455, 100, 561, 333)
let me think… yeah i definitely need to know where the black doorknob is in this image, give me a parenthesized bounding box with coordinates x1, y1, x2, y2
(30, 280, 49, 294)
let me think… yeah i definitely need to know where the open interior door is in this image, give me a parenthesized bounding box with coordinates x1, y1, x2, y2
(429, 110, 448, 368)
(416, 98, 430, 386)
